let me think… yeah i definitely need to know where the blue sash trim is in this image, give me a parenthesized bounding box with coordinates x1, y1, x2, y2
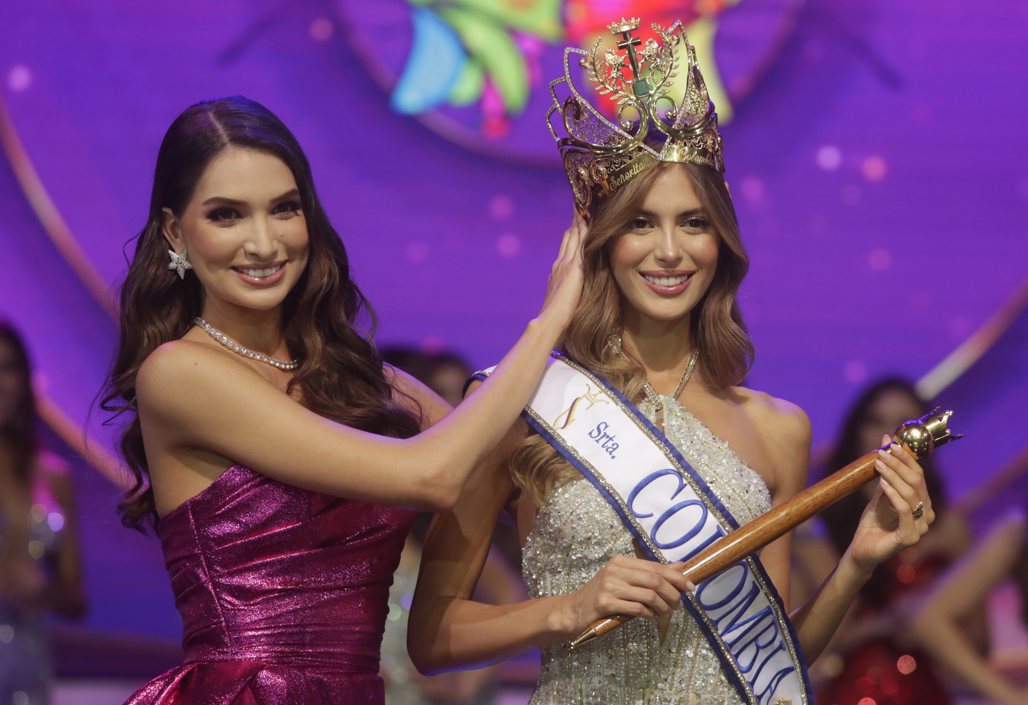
(477, 353, 812, 705)
(547, 354, 813, 703)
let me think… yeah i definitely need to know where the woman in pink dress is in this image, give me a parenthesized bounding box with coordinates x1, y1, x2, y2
(101, 96, 583, 704)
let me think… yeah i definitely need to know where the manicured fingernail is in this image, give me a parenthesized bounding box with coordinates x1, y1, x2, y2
(875, 459, 887, 472)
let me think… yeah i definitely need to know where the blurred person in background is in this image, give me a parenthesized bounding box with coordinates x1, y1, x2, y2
(812, 377, 978, 705)
(0, 321, 86, 705)
(381, 348, 474, 407)
(910, 505, 1028, 705)
(379, 347, 525, 705)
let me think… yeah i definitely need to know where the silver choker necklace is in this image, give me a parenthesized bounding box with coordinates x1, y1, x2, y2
(193, 317, 299, 371)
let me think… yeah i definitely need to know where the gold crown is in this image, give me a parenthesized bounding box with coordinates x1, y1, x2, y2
(546, 19, 724, 213)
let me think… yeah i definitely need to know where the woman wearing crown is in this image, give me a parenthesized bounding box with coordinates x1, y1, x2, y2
(101, 96, 584, 705)
(407, 20, 935, 705)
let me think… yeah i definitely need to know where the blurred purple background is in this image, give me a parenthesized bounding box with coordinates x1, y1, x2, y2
(0, 0, 1025, 664)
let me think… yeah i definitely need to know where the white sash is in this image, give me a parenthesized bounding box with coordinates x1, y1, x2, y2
(479, 354, 811, 705)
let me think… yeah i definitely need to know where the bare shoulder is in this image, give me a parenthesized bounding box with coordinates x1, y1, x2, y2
(138, 338, 270, 383)
(138, 338, 232, 388)
(733, 386, 811, 449)
(383, 363, 451, 429)
(733, 386, 811, 492)
(136, 339, 266, 418)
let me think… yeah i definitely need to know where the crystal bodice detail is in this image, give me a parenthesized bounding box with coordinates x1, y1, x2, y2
(522, 395, 773, 705)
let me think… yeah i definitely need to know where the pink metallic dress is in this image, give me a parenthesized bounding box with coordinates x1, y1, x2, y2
(125, 464, 414, 705)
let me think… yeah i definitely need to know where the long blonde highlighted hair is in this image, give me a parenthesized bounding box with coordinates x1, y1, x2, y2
(511, 162, 754, 505)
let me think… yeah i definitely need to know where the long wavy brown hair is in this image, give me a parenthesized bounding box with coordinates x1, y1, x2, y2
(0, 321, 38, 486)
(102, 97, 421, 530)
(512, 162, 754, 505)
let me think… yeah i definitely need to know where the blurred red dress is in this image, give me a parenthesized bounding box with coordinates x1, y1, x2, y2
(816, 550, 952, 705)
(124, 464, 414, 704)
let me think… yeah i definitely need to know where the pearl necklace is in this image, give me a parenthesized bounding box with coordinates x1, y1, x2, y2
(193, 317, 299, 371)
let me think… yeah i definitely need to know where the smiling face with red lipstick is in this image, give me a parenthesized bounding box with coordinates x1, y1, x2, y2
(608, 165, 719, 332)
(161, 146, 310, 322)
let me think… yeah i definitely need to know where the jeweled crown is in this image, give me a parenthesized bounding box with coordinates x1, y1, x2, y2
(547, 19, 725, 213)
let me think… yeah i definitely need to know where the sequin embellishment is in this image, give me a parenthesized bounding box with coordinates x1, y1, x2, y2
(522, 395, 772, 705)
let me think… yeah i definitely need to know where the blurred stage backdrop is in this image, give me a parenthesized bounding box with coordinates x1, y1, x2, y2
(0, 0, 1025, 677)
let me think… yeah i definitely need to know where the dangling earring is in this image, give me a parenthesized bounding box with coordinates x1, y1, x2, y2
(168, 249, 192, 279)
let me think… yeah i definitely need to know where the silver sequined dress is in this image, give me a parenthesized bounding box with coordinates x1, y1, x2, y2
(522, 395, 773, 705)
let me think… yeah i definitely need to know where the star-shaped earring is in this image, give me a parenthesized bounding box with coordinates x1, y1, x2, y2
(168, 249, 192, 279)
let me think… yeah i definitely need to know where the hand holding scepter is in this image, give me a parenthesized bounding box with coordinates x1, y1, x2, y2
(571, 408, 963, 648)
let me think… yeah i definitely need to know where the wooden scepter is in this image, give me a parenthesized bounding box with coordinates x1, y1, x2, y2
(570, 408, 963, 648)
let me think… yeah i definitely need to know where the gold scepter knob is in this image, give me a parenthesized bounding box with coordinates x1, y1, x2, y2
(570, 409, 963, 648)
(895, 408, 963, 459)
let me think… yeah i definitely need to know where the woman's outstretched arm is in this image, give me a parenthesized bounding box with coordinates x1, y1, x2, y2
(138, 218, 585, 516)
(910, 509, 1028, 705)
